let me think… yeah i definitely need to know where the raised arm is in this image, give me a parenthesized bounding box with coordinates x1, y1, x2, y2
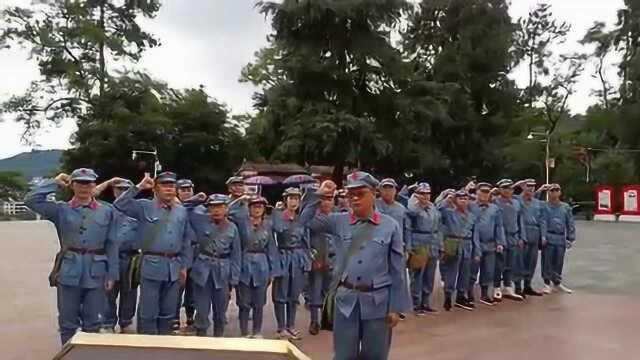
(114, 174, 153, 220)
(24, 177, 64, 222)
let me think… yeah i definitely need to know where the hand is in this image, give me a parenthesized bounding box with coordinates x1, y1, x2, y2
(465, 181, 476, 191)
(55, 173, 71, 187)
(319, 180, 337, 196)
(109, 177, 124, 185)
(137, 172, 154, 190)
(172, 196, 181, 206)
(104, 280, 114, 292)
(386, 313, 401, 329)
(541, 239, 548, 247)
(474, 256, 481, 263)
(514, 180, 528, 189)
(179, 268, 188, 286)
(518, 240, 525, 249)
(538, 184, 551, 192)
(567, 241, 573, 249)
(496, 245, 504, 253)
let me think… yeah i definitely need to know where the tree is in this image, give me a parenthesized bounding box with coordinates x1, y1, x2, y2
(0, 171, 28, 200)
(581, 22, 617, 109)
(243, 0, 411, 183)
(0, 0, 160, 140)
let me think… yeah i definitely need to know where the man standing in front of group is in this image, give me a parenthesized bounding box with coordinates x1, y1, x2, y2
(302, 172, 410, 360)
(542, 184, 576, 294)
(24, 169, 119, 344)
(114, 172, 193, 335)
(494, 179, 526, 301)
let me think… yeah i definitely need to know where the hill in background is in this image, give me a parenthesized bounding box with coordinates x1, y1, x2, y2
(0, 150, 63, 180)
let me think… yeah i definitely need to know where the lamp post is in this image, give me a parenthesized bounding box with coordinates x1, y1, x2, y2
(527, 130, 551, 185)
(132, 149, 161, 178)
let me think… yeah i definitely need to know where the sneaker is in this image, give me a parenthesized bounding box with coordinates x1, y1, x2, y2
(503, 287, 524, 301)
(276, 330, 289, 339)
(556, 283, 573, 294)
(542, 284, 552, 294)
(414, 307, 427, 316)
(423, 306, 439, 314)
(493, 287, 503, 301)
(515, 288, 527, 300)
(467, 299, 476, 309)
(245, 334, 254, 339)
(455, 298, 474, 311)
(308, 321, 320, 335)
(253, 334, 264, 339)
(444, 297, 452, 311)
(99, 327, 114, 334)
(119, 324, 135, 334)
(399, 312, 407, 320)
(186, 317, 194, 327)
(479, 296, 495, 306)
(287, 328, 302, 340)
(524, 286, 543, 296)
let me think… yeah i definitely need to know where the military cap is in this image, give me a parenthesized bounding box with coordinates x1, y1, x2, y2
(114, 178, 134, 189)
(206, 194, 230, 206)
(549, 183, 562, 191)
(283, 187, 302, 198)
(476, 182, 493, 190)
(155, 171, 177, 184)
(70, 168, 98, 182)
(379, 178, 398, 188)
(414, 182, 431, 194)
(524, 178, 537, 186)
(497, 178, 514, 188)
(454, 190, 469, 198)
(345, 171, 379, 189)
(176, 179, 194, 188)
(249, 196, 268, 206)
(225, 176, 245, 186)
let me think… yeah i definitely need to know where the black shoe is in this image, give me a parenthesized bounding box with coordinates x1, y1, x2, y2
(444, 297, 452, 311)
(467, 299, 476, 309)
(186, 317, 194, 327)
(524, 286, 544, 296)
(515, 288, 526, 299)
(455, 297, 474, 311)
(170, 320, 181, 331)
(308, 321, 320, 336)
(399, 312, 407, 320)
(422, 305, 439, 314)
(414, 307, 427, 316)
(479, 296, 495, 306)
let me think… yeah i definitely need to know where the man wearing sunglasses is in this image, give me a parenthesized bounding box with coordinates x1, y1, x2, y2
(542, 184, 576, 294)
(301, 171, 410, 360)
(24, 168, 119, 344)
(114, 171, 194, 335)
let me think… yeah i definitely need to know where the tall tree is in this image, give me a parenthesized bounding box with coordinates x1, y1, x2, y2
(0, 0, 160, 139)
(581, 22, 617, 109)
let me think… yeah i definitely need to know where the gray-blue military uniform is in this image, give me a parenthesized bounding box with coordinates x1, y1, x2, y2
(184, 194, 241, 337)
(301, 172, 411, 360)
(113, 172, 194, 335)
(24, 168, 119, 344)
(494, 190, 527, 293)
(228, 196, 281, 337)
(543, 193, 575, 285)
(518, 191, 547, 290)
(271, 188, 311, 335)
(468, 196, 505, 300)
(439, 194, 481, 305)
(406, 182, 441, 310)
(174, 178, 197, 328)
(103, 179, 139, 331)
(307, 211, 336, 330)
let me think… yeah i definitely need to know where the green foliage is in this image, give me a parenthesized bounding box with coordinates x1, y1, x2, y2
(0, 171, 28, 200)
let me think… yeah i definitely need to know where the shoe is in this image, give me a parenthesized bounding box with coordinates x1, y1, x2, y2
(542, 284, 552, 294)
(493, 287, 503, 301)
(186, 317, 194, 326)
(479, 296, 495, 306)
(170, 320, 181, 331)
(276, 330, 289, 339)
(556, 283, 573, 294)
(244, 334, 254, 339)
(253, 334, 264, 339)
(308, 322, 320, 335)
(119, 324, 135, 334)
(455, 297, 474, 311)
(287, 328, 302, 340)
(99, 327, 114, 334)
(467, 299, 476, 309)
(423, 306, 439, 314)
(467, 293, 476, 305)
(444, 297, 452, 311)
(524, 286, 544, 296)
(399, 312, 407, 320)
(503, 287, 524, 301)
(414, 307, 427, 316)
(515, 288, 526, 300)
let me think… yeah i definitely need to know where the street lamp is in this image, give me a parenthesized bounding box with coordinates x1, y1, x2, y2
(132, 149, 161, 178)
(526, 130, 551, 186)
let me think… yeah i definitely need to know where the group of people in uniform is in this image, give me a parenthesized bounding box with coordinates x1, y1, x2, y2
(24, 167, 576, 360)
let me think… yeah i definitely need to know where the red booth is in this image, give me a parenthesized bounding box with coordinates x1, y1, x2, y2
(594, 185, 616, 221)
(619, 185, 640, 222)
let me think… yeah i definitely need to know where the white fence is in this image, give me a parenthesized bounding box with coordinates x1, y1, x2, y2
(2, 201, 30, 215)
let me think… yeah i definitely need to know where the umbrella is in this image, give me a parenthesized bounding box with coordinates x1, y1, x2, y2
(283, 174, 315, 185)
(245, 176, 277, 186)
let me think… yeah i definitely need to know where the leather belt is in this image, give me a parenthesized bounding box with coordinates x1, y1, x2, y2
(279, 246, 303, 251)
(246, 250, 265, 254)
(413, 230, 434, 234)
(447, 235, 471, 240)
(68, 247, 105, 255)
(548, 231, 565, 235)
(200, 249, 230, 259)
(120, 250, 139, 256)
(340, 280, 374, 292)
(143, 251, 178, 258)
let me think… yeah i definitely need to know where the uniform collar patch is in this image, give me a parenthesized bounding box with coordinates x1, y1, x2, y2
(349, 210, 381, 225)
(69, 198, 100, 210)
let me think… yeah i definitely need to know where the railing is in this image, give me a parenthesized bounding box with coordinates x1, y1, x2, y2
(2, 201, 30, 215)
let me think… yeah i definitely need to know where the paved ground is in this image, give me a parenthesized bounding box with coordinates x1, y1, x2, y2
(2, 220, 639, 359)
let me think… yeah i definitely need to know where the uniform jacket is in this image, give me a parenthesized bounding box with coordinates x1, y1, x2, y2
(469, 201, 506, 252)
(271, 209, 311, 275)
(544, 201, 576, 246)
(517, 195, 547, 244)
(439, 206, 481, 259)
(406, 199, 442, 256)
(494, 196, 527, 247)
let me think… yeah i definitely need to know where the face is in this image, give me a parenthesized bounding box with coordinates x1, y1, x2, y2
(320, 195, 334, 213)
(286, 195, 300, 211)
(112, 187, 128, 199)
(229, 183, 245, 197)
(380, 186, 396, 202)
(455, 196, 468, 209)
(414, 191, 431, 206)
(337, 196, 349, 208)
(155, 182, 177, 202)
(71, 180, 96, 199)
(477, 188, 490, 202)
(500, 187, 514, 197)
(549, 188, 562, 201)
(523, 185, 535, 198)
(207, 203, 228, 221)
(249, 203, 265, 219)
(178, 187, 194, 201)
(347, 186, 375, 215)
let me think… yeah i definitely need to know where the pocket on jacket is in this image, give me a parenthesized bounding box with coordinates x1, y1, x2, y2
(90, 254, 108, 277)
(140, 255, 167, 281)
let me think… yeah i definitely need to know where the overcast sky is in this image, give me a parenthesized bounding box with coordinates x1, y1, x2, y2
(0, 0, 624, 159)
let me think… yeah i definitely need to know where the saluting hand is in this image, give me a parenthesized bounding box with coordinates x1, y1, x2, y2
(319, 180, 337, 196)
(474, 256, 481, 263)
(195, 192, 207, 202)
(518, 240, 525, 249)
(104, 280, 114, 292)
(55, 173, 71, 187)
(137, 172, 154, 190)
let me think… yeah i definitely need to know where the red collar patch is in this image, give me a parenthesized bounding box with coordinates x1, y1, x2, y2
(69, 198, 100, 210)
(349, 210, 381, 225)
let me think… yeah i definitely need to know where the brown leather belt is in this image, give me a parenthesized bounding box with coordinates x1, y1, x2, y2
(246, 250, 265, 254)
(142, 251, 178, 258)
(68, 247, 105, 255)
(200, 249, 230, 259)
(340, 280, 374, 292)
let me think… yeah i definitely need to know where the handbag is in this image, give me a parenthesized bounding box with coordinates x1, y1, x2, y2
(407, 245, 429, 270)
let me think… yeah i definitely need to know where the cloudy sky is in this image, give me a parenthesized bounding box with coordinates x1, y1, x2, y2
(0, 0, 623, 159)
